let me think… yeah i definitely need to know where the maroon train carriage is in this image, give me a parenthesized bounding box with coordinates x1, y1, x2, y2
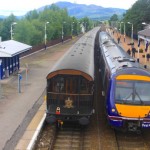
(46, 27, 100, 126)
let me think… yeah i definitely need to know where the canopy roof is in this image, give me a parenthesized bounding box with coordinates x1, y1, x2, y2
(138, 28, 150, 42)
(0, 40, 32, 57)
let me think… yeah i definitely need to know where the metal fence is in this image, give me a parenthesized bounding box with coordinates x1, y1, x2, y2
(20, 36, 71, 58)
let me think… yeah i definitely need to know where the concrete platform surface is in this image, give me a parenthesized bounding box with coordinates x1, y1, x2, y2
(0, 38, 78, 150)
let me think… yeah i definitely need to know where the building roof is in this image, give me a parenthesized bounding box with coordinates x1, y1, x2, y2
(138, 28, 150, 42)
(138, 28, 150, 37)
(0, 40, 32, 57)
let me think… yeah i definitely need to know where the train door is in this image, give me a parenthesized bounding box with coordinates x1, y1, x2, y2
(66, 76, 78, 94)
(65, 76, 78, 106)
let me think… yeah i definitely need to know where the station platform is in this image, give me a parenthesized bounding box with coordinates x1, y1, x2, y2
(15, 102, 46, 150)
(0, 37, 78, 150)
(108, 29, 150, 68)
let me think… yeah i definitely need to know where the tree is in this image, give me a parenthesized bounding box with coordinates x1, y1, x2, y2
(14, 20, 36, 45)
(109, 14, 119, 27)
(0, 14, 17, 41)
(0, 4, 92, 45)
(110, 14, 119, 21)
(25, 10, 39, 21)
(123, 0, 150, 37)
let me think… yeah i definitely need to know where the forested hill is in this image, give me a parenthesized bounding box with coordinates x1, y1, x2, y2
(39, 2, 126, 20)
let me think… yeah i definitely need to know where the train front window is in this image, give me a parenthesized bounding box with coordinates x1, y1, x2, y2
(115, 80, 150, 105)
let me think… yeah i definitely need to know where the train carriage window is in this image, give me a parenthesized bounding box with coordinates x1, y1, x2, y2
(48, 75, 92, 94)
(56, 77, 65, 92)
(80, 77, 91, 94)
(48, 76, 65, 93)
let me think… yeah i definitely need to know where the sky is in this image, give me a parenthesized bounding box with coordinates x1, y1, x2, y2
(0, 0, 138, 16)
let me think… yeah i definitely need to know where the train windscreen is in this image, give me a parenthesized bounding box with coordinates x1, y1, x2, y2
(115, 80, 150, 105)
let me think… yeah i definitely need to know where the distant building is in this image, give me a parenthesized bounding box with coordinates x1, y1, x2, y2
(0, 40, 32, 79)
(80, 24, 85, 33)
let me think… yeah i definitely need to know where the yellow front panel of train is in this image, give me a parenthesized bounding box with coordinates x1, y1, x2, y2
(116, 75, 150, 81)
(115, 104, 150, 118)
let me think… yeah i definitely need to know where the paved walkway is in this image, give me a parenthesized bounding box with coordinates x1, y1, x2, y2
(108, 29, 150, 68)
(0, 38, 79, 150)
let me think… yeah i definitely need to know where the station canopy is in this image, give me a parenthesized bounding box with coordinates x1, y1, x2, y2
(0, 40, 32, 57)
(138, 28, 150, 42)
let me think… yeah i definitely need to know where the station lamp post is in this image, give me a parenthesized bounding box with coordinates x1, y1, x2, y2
(127, 22, 133, 43)
(121, 22, 126, 42)
(44, 21, 49, 49)
(71, 22, 74, 38)
(77, 21, 80, 35)
(142, 22, 150, 68)
(10, 22, 17, 40)
(83, 22, 87, 32)
(62, 21, 66, 43)
(116, 21, 120, 36)
(119, 22, 122, 34)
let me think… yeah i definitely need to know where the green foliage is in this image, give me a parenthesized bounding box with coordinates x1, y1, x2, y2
(123, 0, 150, 36)
(0, 14, 17, 41)
(14, 20, 36, 45)
(109, 0, 150, 38)
(109, 14, 119, 27)
(110, 14, 119, 21)
(0, 4, 93, 45)
(80, 17, 92, 32)
(25, 10, 39, 21)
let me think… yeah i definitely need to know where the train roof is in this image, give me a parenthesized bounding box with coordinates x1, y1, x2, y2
(47, 27, 100, 81)
(99, 31, 144, 73)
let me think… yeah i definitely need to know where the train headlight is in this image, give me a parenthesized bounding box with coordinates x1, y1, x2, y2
(112, 108, 116, 112)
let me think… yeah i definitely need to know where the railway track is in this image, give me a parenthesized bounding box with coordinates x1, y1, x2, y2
(115, 131, 146, 150)
(34, 123, 56, 149)
(94, 43, 118, 150)
(52, 125, 91, 150)
(114, 129, 150, 150)
(34, 123, 92, 150)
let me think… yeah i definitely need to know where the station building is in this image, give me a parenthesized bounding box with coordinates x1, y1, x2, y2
(137, 28, 150, 67)
(0, 40, 32, 79)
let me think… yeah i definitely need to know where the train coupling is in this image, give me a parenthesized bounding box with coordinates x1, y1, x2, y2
(128, 122, 141, 133)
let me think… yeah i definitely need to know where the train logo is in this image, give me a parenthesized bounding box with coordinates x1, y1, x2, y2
(64, 97, 74, 108)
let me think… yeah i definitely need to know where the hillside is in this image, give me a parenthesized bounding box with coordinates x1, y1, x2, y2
(0, 2, 126, 20)
(39, 1, 126, 20)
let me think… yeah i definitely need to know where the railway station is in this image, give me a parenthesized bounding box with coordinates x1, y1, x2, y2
(0, 26, 148, 150)
(0, 36, 80, 150)
(0, 25, 148, 150)
(0, 0, 150, 149)
(14, 26, 150, 149)
(0, 40, 32, 79)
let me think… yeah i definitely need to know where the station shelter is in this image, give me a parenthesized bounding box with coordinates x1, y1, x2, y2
(137, 28, 150, 67)
(0, 40, 32, 79)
